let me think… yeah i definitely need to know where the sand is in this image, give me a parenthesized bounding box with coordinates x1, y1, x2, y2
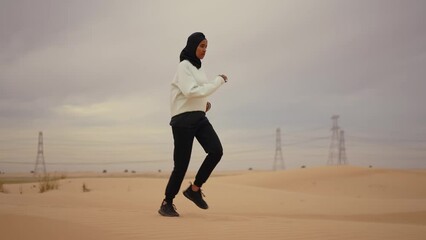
(1, 165, 426, 240)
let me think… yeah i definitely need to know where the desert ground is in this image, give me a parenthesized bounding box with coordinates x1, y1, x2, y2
(1, 165, 426, 240)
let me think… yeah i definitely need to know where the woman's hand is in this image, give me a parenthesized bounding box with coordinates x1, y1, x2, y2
(206, 102, 211, 112)
(219, 74, 228, 82)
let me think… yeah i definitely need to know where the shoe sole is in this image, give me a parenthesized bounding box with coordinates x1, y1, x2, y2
(183, 190, 209, 209)
(158, 209, 179, 217)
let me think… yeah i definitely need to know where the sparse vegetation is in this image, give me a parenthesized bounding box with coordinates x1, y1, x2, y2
(0, 181, 6, 193)
(38, 175, 59, 193)
(103, 170, 107, 173)
(82, 183, 90, 192)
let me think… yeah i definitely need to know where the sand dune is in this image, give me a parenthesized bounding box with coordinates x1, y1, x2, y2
(1, 166, 426, 240)
(216, 166, 426, 198)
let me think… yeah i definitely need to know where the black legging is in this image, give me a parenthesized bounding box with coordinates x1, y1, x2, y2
(165, 111, 223, 201)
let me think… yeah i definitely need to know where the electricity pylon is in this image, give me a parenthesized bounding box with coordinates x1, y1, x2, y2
(34, 131, 47, 175)
(327, 115, 340, 165)
(273, 128, 285, 170)
(328, 115, 348, 165)
(338, 130, 348, 165)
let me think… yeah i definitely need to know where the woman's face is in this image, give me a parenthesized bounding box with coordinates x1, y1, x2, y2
(196, 39, 208, 60)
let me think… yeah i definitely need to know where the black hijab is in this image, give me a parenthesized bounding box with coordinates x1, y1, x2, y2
(179, 32, 206, 69)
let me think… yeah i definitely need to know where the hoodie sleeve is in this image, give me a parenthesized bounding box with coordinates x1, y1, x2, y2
(176, 61, 225, 98)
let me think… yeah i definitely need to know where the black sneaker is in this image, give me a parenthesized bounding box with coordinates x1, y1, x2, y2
(183, 184, 209, 209)
(158, 200, 179, 217)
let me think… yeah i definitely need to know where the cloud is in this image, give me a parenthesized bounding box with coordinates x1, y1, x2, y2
(54, 95, 166, 126)
(57, 103, 114, 118)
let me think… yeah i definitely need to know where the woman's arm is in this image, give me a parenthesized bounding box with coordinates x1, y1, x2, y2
(176, 62, 225, 98)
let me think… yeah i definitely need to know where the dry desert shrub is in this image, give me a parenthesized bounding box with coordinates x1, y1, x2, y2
(38, 175, 59, 193)
(0, 181, 9, 193)
(82, 183, 91, 192)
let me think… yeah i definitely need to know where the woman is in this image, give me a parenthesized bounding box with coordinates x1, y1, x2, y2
(158, 32, 228, 217)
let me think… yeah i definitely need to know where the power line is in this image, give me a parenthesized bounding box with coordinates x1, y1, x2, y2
(281, 126, 329, 135)
(283, 136, 329, 146)
(347, 135, 426, 143)
(3, 123, 426, 171)
(0, 159, 168, 165)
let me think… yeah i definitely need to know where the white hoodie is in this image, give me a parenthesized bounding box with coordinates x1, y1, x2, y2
(170, 60, 225, 117)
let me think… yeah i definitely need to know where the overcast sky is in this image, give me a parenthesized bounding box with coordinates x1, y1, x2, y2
(1, 0, 425, 172)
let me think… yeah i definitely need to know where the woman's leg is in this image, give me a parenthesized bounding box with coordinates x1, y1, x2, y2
(164, 127, 195, 202)
(193, 120, 223, 188)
